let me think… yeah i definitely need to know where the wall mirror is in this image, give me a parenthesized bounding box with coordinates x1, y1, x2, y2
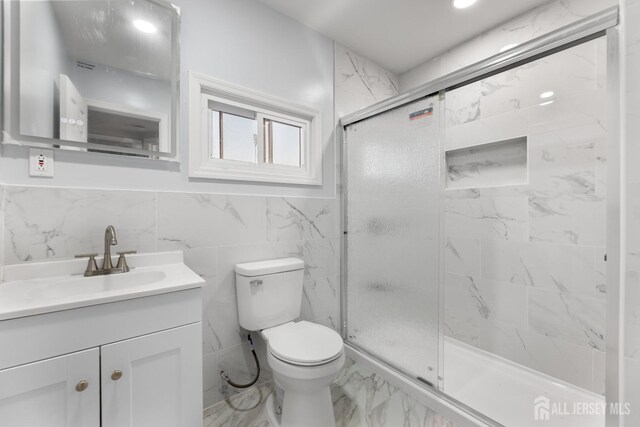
(3, 0, 180, 158)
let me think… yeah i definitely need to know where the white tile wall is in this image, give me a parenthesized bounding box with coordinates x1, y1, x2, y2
(443, 39, 609, 393)
(481, 240, 605, 297)
(334, 44, 399, 120)
(266, 197, 339, 242)
(3, 187, 156, 264)
(625, 0, 640, 420)
(445, 273, 528, 329)
(0, 185, 340, 409)
(528, 289, 605, 350)
(157, 193, 267, 250)
(334, 43, 401, 194)
(445, 197, 530, 241)
(445, 237, 482, 276)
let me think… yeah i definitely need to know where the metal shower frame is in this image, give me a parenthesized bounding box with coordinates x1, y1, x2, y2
(339, 6, 623, 426)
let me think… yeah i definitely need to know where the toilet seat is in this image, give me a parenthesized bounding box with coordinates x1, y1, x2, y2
(262, 321, 343, 366)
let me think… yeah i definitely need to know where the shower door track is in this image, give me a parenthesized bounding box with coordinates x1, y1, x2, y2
(339, 5, 621, 427)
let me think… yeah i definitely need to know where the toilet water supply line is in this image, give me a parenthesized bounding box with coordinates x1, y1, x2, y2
(220, 334, 261, 388)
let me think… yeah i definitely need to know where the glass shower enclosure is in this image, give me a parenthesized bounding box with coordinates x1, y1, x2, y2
(344, 95, 444, 388)
(341, 21, 614, 425)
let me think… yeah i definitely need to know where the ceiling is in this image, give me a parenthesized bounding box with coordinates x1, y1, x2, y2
(259, 0, 552, 74)
(49, 0, 175, 80)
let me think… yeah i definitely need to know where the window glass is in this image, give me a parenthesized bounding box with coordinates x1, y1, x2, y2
(265, 119, 301, 167)
(222, 113, 258, 163)
(210, 110, 258, 163)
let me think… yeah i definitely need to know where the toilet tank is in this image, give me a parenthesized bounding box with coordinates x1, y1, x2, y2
(235, 258, 305, 331)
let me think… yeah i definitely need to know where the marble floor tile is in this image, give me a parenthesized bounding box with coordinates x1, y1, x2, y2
(368, 392, 456, 427)
(203, 359, 456, 427)
(204, 383, 273, 427)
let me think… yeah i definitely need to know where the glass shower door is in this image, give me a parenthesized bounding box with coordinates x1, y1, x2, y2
(344, 95, 443, 386)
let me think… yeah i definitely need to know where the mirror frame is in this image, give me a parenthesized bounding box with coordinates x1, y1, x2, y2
(2, 0, 181, 159)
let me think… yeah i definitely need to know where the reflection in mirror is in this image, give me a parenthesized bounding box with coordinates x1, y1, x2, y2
(12, 0, 178, 157)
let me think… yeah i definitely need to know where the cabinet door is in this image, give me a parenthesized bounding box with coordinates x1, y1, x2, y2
(101, 323, 202, 427)
(0, 348, 99, 427)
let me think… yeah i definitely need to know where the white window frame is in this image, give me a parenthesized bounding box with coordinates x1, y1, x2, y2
(188, 72, 322, 185)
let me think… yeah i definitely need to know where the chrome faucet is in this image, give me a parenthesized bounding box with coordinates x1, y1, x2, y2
(103, 225, 118, 270)
(75, 225, 136, 277)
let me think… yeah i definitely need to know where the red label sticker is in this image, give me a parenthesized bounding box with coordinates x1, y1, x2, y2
(410, 108, 433, 120)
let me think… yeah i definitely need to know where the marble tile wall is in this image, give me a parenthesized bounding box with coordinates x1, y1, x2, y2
(334, 43, 400, 191)
(443, 38, 608, 394)
(625, 0, 640, 423)
(0, 185, 340, 409)
(335, 43, 399, 120)
(399, 0, 616, 92)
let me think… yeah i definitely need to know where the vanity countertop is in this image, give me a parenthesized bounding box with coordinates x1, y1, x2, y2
(0, 251, 204, 321)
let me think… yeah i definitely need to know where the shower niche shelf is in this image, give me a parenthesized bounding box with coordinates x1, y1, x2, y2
(445, 136, 528, 190)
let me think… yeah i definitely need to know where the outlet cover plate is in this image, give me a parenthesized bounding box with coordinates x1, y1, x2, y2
(29, 148, 54, 177)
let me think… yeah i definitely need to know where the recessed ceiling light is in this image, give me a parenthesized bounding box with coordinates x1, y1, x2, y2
(539, 100, 555, 106)
(452, 0, 477, 9)
(500, 43, 518, 53)
(540, 91, 555, 99)
(134, 19, 157, 34)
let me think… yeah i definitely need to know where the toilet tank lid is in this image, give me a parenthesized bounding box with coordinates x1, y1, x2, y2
(235, 258, 304, 277)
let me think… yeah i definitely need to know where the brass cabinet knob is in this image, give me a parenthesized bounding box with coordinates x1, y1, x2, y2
(111, 370, 123, 381)
(75, 380, 89, 392)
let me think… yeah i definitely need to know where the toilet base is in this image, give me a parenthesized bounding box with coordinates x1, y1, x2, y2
(281, 383, 336, 427)
(266, 383, 336, 427)
(266, 352, 344, 427)
(265, 394, 281, 427)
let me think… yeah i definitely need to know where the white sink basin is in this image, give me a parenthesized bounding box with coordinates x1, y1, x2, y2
(0, 252, 204, 321)
(7, 270, 168, 301)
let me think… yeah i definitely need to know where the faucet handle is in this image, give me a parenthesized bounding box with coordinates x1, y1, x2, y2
(75, 253, 99, 259)
(116, 250, 137, 256)
(116, 250, 136, 272)
(75, 253, 99, 276)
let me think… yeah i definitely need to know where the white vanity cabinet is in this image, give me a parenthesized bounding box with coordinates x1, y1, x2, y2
(0, 348, 100, 427)
(101, 323, 201, 427)
(0, 322, 200, 427)
(0, 292, 202, 427)
(0, 252, 205, 427)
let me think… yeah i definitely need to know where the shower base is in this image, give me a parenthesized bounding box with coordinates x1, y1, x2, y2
(346, 338, 604, 427)
(445, 338, 603, 427)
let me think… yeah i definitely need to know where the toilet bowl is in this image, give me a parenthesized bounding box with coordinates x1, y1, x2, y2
(234, 258, 344, 427)
(262, 321, 344, 427)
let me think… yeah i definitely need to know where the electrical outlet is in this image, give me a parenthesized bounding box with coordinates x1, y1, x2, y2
(29, 148, 54, 177)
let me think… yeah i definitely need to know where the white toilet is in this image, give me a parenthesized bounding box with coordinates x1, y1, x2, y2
(235, 258, 344, 427)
